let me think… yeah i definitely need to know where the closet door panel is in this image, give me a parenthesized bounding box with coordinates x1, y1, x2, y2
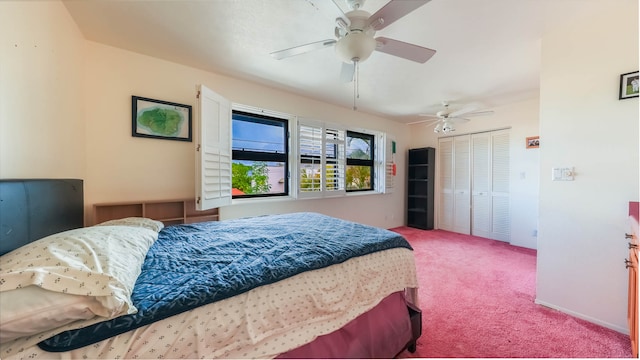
(453, 135, 470, 234)
(492, 131, 510, 193)
(492, 195, 510, 241)
(471, 133, 491, 238)
(438, 138, 454, 231)
(440, 193, 454, 230)
(490, 130, 510, 241)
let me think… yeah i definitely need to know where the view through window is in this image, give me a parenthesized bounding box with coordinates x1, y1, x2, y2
(232, 110, 288, 198)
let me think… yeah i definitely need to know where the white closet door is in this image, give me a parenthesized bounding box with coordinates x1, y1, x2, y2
(439, 130, 510, 240)
(471, 133, 491, 238)
(453, 135, 471, 234)
(490, 130, 510, 241)
(438, 137, 454, 231)
(470, 130, 510, 242)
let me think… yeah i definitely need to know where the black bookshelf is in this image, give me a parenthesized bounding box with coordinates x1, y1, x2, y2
(407, 147, 435, 230)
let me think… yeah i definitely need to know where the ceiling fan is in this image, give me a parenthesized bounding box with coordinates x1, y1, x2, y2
(270, 0, 437, 109)
(412, 101, 494, 134)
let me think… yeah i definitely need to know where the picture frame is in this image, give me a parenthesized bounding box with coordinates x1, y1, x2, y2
(526, 136, 539, 149)
(132, 96, 192, 142)
(619, 71, 639, 100)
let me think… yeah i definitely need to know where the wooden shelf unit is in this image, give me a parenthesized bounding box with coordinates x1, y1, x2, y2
(93, 199, 218, 226)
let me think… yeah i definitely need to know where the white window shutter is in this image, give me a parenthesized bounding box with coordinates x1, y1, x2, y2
(297, 118, 345, 198)
(195, 84, 232, 210)
(323, 126, 345, 195)
(298, 121, 323, 197)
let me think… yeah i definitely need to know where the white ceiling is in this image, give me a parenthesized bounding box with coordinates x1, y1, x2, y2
(62, 0, 602, 123)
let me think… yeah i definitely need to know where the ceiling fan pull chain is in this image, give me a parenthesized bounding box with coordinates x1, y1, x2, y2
(356, 60, 360, 100)
(353, 59, 359, 110)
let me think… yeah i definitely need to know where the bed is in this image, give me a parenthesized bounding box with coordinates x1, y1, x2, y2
(0, 179, 421, 359)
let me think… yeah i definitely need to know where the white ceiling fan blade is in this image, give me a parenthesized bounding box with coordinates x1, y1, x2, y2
(331, 0, 351, 28)
(340, 62, 355, 82)
(407, 118, 441, 125)
(367, 0, 431, 30)
(375, 37, 436, 63)
(448, 105, 479, 118)
(462, 110, 495, 117)
(417, 113, 439, 118)
(449, 117, 471, 123)
(270, 39, 336, 60)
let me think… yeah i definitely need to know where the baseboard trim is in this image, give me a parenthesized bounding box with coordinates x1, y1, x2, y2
(534, 298, 629, 335)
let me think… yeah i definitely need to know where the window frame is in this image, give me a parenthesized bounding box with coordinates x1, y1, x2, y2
(346, 130, 375, 192)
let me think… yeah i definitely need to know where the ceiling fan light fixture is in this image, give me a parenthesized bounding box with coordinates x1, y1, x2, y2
(442, 121, 454, 134)
(335, 31, 376, 63)
(433, 123, 442, 133)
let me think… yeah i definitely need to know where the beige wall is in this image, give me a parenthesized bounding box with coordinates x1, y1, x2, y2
(84, 41, 409, 228)
(1, 0, 410, 229)
(536, 0, 639, 333)
(0, 1, 86, 180)
(408, 97, 541, 249)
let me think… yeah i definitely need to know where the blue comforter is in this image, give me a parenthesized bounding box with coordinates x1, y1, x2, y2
(39, 212, 412, 352)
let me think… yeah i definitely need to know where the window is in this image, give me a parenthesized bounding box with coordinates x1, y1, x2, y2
(346, 131, 374, 192)
(297, 120, 384, 197)
(232, 110, 288, 198)
(197, 86, 389, 207)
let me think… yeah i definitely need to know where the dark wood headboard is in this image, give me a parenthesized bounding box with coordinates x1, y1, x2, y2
(0, 179, 84, 255)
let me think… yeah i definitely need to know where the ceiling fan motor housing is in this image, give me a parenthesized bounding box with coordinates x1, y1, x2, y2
(335, 31, 376, 63)
(335, 10, 376, 63)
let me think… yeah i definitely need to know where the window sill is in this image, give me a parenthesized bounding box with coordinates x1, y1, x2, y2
(231, 195, 295, 205)
(230, 190, 384, 204)
(346, 190, 383, 197)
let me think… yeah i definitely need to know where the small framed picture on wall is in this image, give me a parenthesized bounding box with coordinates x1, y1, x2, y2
(132, 96, 192, 142)
(619, 71, 639, 100)
(526, 136, 539, 149)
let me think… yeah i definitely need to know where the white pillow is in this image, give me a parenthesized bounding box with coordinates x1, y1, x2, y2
(0, 225, 159, 343)
(0, 286, 109, 343)
(96, 217, 164, 233)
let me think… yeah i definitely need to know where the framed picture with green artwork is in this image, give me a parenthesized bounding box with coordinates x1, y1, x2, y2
(132, 96, 192, 141)
(619, 71, 639, 100)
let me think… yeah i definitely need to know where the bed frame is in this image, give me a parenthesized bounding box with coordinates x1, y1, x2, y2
(0, 179, 83, 256)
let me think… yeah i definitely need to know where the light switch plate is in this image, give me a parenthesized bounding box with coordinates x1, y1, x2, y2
(552, 167, 574, 181)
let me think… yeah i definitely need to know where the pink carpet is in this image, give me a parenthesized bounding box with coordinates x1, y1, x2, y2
(394, 227, 632, 358)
